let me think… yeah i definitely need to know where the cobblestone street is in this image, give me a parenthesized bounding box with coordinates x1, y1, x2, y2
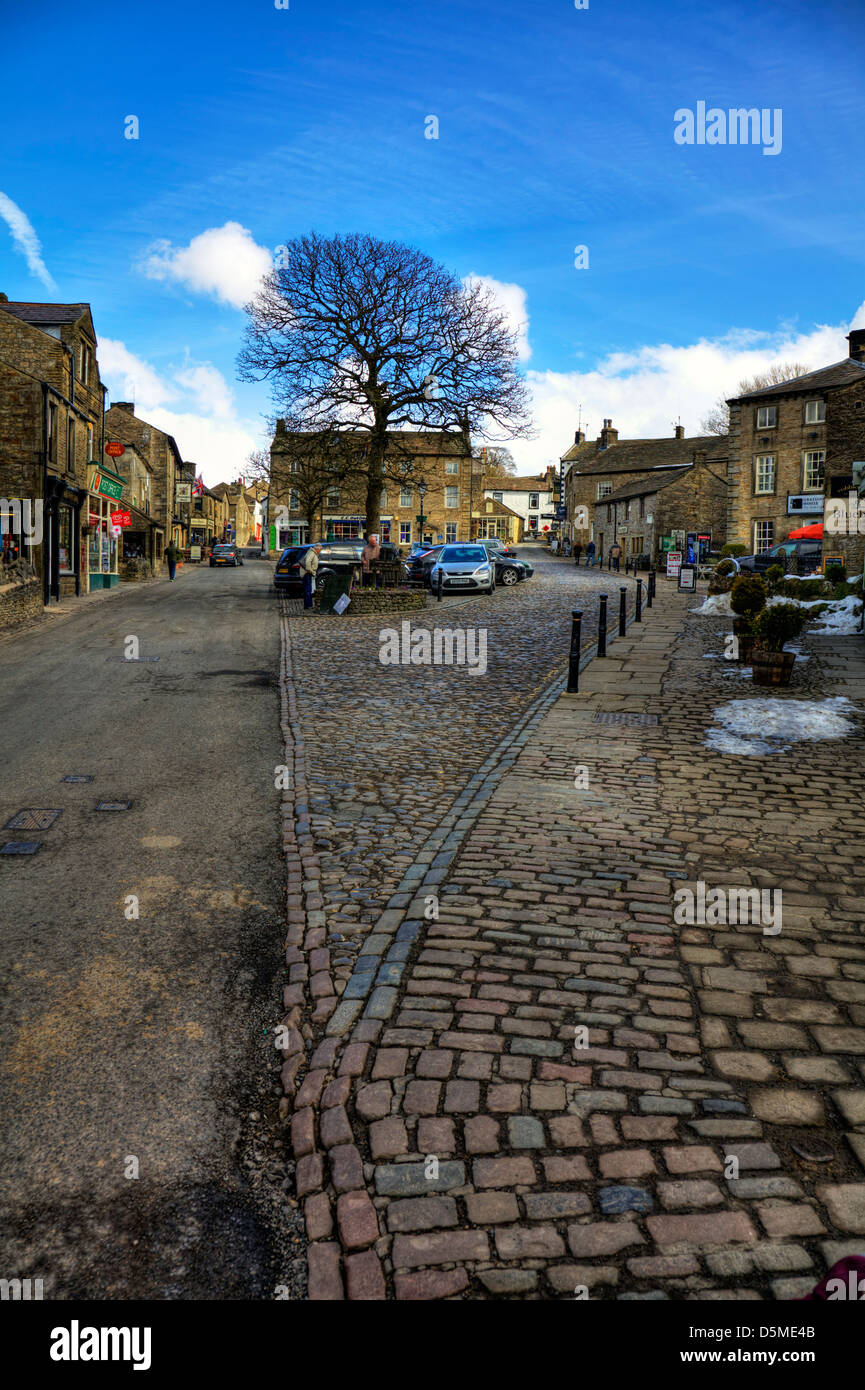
(278, 550, 865, 1299)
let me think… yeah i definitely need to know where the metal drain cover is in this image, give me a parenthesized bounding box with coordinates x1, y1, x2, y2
(61, 775, 93, 783)
(1, 841, 42, 854)
(4, 808, 63, 831)
(95, 800, 133, 812)
(593, 712, 659, 726)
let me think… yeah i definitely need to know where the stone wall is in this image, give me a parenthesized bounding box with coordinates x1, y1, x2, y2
(314, 588, 428, 615)
(825, 379, 865, 574)
(0, 578, 42, 632)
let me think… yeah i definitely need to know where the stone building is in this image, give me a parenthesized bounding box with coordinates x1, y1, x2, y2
(104, 403, 189, 566)
(726, 331, 865, 568)
(0, 295, 105, 606)
(562, 419, 728, 561)
(211, 481, 258, 547)
(472, 495, 523, 544)
(481, 469, 558, 540)
(267, 425, 474, 550)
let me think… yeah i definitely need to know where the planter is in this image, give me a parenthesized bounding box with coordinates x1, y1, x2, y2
(736, 632, 758, 665)
(751, 647, 796, 687)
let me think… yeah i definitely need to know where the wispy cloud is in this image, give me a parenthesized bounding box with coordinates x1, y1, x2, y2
(0, 191, 57, 290)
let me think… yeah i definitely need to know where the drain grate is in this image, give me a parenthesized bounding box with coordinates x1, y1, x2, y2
(95, 800, 133, 812)
(4, 808, 63, 831)
(1, 841, 42, 854)
(115, 656, 159, 663)
(593, 712, 659, 727)
(61, 775, 93, 783)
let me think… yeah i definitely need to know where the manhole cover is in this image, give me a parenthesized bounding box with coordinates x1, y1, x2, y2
(4, 809, 63, 831)
(61, 775, 93, 783)
(0, 841, 42, 854)
(791, 1140, 834, 1164)
(95, 800, 133, 812)
(593, 712, 659, 726)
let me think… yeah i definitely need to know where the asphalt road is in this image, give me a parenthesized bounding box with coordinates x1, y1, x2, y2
(0, 560, 302, 1299)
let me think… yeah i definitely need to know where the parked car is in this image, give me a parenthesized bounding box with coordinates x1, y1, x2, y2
(477, 540, 524, 586)
(429, 544, 495, 595)
(273, 541, 363, 594)
(210, 543, 244, 567)
(731, 539, 823, 576)
(480, 536, 519, 558)
(404, 544, 443, 587)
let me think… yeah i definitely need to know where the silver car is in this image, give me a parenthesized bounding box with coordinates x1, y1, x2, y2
(429, 544, 494, 594)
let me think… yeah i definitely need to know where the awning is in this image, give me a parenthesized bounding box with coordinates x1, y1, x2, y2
(788, 522, 823, 538)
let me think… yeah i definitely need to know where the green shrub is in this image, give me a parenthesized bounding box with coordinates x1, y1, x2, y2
(715, 557, 736, 578)
(764, 563, 785, 589)
(721, 543, 748, 557)
(825, 563, 846, 584)
(730, 573, 768, 621)
(754, 602, 807, 652)
(776, 577, 832, 600)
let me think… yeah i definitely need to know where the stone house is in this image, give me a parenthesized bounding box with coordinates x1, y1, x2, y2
(211, 482, 257, 547)
(726, 331, 865, 569)
(267, 425, 474, 550)
(0, 295, 105, 607)
(481, 468, 557, 540)
(188, 477, 229, 550)
(562, 419, 728, 561)
(104, 403, 189, 565)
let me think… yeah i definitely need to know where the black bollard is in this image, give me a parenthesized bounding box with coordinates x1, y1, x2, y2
(619, 586, 627, 637)
(437, 566, 444, 602)
(648, 568, 656, 602)
(598, 593, 608, 657)
(625, 556, 630, 576)
(567, 609, 583, 692)
(635, 577, 643, 622)
(646, 567, 653, 608)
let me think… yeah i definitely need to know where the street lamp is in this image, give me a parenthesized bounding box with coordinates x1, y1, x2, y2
(417, 476, 427, 541)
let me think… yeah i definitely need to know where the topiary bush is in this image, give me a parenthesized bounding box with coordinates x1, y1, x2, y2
(754, 602, 807, 652)
(776, 577, 832, 600)
(825, 563, 847, 584)
(764, 564, 785, 589)
(730, 573, 768, 623)
(715, 558, 737, 577)
(721, 543, 748, 557)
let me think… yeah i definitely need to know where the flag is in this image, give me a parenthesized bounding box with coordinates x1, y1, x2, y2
(192, 475, 205, 497)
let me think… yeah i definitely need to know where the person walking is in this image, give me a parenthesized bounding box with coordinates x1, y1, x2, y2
(610, 541, 622, 572)
(585, 540, 596, 567)
(302, 543, 322, 609)
(573, 542, 582, 566)
(166, 540, 179, 581)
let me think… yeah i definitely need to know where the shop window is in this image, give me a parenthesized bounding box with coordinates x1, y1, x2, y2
(400, 522, 411, 544)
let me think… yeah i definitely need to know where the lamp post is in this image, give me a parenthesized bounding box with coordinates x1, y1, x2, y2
(417, 476, 428, 542)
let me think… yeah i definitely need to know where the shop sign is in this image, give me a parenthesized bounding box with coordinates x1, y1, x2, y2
(105, 442, 126, 458)
(93, 473, 124, 501)
(666, 550, 682, 579)
(175, 483, 191, 503)
(110, 510, 132, 528)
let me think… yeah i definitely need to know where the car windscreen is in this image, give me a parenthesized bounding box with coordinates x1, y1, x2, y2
(440, 546, 486, 563)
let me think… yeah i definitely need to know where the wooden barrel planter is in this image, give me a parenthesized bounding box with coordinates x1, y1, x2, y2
(751, 647, 796, 687)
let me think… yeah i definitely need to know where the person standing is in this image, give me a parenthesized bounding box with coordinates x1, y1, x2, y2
(585, 540, 596, 567)
(573, 541, 582, 566)
(166, 540, 179, 581)
(610, 541, 622, 572)
(361, 533, 380, 583)
(302, 543, 322, 609)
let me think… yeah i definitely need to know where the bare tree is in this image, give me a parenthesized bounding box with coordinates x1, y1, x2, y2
(238, 232, 533, 535)
(269, 422, 366, 544)
(701, 362, 812, 435)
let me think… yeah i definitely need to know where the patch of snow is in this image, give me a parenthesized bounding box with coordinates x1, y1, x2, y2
(692, 593, 733, 616)
(705, 695, 859, 757)
(810, 595, 864, 635)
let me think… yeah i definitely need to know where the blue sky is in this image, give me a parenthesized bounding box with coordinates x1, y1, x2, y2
(1, 0, 863, 481)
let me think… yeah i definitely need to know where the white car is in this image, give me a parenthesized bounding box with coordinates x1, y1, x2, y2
(429, 544, 495, 595)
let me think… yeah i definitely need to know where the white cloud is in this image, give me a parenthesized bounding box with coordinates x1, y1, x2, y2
(464, 273, 531, 362)
(0, 191, 57, 291)
(99, 339, 264, 483)
(140, 221, 272, 309)
(511, 304, 864, 475)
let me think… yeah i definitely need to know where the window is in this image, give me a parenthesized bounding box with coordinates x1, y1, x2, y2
(803, 450, 825, 490)
(597, 482, 612, 499)
(445, 486, 459, 508)
(754, 520, 774, 552)
(86, 423, 94, 461)
(326, 488, 340, 507)
(445, 523, 457, 543)
(529, 492, 539, 508)
(624, 501, 631, 520)
(79, 342, 92, 386)
(755, 455, 775, 494)
(289, 489, 299, 509)
(400, 487, 413, 507)
(606, 504, 612, 522)
(445, 459, 459, 474)
(400, 522, 411, 544)
(58, 506, 73, 573)
(380, 489, 388, 507)
(756, 406, 777, 429)
(47, 402, 58, 462)
(492, 490, 503, 503)
(66, 418, 75, 472)
(805, 400, 825, 425)
(639, 495, 645, 518)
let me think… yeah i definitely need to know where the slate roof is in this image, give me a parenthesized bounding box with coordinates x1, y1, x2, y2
(604, 466, 692, 504)
(563, 434, 727, 475)
(0, 301, 90, 325)
(728, 358, 865, 402)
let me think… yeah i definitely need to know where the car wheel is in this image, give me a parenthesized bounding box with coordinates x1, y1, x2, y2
(500, 566, 519, 586)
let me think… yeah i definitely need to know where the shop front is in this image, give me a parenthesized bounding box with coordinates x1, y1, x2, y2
(85, 465, 124, 591)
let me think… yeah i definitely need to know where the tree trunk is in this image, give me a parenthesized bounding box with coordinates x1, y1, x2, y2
(364, 429, 387, 537)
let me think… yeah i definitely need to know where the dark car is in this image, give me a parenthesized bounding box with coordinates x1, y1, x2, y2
(477, 540, 525, 586)
(481, 536, 519, 559)
(733, 539, 823, 576)
(210, 542, 244, 567)
(404, 544, 443, 587)
(273, 542, 363, 594)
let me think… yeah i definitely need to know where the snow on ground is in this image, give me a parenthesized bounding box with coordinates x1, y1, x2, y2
(705, 695, 859, 757)
(692, 593, 733, 616)
(809, 595, 864, 635)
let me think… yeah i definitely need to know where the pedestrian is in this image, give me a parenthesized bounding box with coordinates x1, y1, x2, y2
(550, 536, 559, 555)
(610, 541, 622, 572)
(166, 540, 179, 581)
(563, 537, 571, 558)
(361, 532, 380, 582)
(301, 543, 322, 609)
(573, 542, 582, 566)
(585, 540, 596, 567)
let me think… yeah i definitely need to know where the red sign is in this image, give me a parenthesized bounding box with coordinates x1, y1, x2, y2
(106, 442, 125, 458)
(110, 510, 132, 528)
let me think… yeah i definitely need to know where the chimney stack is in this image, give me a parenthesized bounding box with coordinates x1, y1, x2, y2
(674, 424, 685, 439)
(847, 329, 865, 364)
(0, 293, 8, 303)
(598, 418, 618, 450)
(574, 428, 585, 445)
(114, 401, 135, 414)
